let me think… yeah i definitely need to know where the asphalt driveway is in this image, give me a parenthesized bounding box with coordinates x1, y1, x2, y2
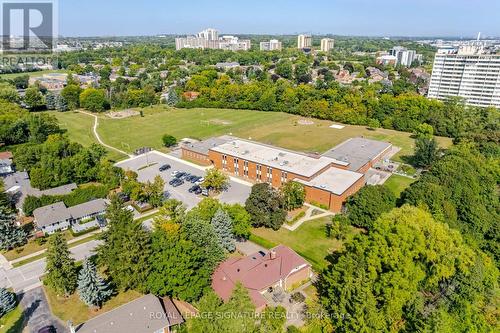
(20, 287, 67, 333)
(116, 151, 251, 210)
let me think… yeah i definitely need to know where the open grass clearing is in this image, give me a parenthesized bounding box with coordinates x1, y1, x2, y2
(251, 216, 361, 271)
(49, 106, 452, 163)
(0, 69, 68, 80)
(48, 111, 127, 161)
(384, 174, 416, 198)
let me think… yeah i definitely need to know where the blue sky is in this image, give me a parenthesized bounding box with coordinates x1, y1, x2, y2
(59, 0, 500, 37)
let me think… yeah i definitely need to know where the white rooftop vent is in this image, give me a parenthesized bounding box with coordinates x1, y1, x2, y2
(320, 184, 327, 189)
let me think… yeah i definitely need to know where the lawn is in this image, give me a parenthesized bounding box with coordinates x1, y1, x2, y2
(44, 107, 452, 163)
(251, 216, 360, 271)
(101, 107, 453, 161)
(384, 174, 416, 198)
(48, 111, 127, 161)
(44, 286, 142, 325)
(0, 69, 68, 80)
(0, 305, 24, 333)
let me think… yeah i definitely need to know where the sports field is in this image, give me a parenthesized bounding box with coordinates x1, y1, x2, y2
(0, 69, 68, 80)
(49, 106, 452, 163)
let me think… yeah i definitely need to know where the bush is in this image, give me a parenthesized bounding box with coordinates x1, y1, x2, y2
(162, 134, 177, 147)
(290, 292, 306, 303)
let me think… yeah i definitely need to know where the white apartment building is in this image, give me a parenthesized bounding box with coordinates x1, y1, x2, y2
(320, 38, 334, 52)
(198, 28, 219, 41)
(389, 46, 418, 67)
(297, 34, 312, 49)
(428, 46, 500, 108)
(260, 39, 282, 51)
(175, 28, 251, 51)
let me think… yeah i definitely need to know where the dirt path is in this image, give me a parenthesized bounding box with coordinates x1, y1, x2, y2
(79, 111, 133, 158)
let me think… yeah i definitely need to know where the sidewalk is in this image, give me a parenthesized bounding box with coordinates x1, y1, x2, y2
(4, 209, 160, 268)
(8, 229, 102, 266)
(282, 203, 333, 231)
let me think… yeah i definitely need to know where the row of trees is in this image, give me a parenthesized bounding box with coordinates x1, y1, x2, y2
(14, 134, 123, 190)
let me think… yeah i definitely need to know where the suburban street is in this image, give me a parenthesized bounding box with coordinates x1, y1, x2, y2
(0, 240, 101, 293)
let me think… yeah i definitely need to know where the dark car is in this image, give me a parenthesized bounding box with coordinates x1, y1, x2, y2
(159, 164, 171, 172)
(194, 187, 202, 195)
(38, 326, 56, 333)
(180, 173, 191, 180)
(117, 192, 130, 203)
(188, 185, 200, 193)
(172, 179, 184, 187)
(189, 176, 201, 183)
(175, 172, 186, 179)
(163, 191, 171, 199)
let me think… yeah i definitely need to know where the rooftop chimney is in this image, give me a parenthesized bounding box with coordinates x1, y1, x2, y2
(270, 250, 277, 260)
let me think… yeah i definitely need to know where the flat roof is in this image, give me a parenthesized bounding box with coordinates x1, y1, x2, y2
(210, 139, 348, 178)
(182, 135, 235, 156)
(322, 137, 392, 171)
(295, 167, 364, 195)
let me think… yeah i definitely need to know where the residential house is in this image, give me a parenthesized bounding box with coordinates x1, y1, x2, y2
(33, 198, 108, 235)
(212, 245, 313, 311)
(73, 294, 184, 333)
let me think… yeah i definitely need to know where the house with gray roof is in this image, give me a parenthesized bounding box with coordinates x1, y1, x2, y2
(73, 294, 184, 333)
(33, 198, 108, 235)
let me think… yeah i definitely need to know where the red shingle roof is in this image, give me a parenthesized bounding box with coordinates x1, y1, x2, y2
(211, 245, 310, 308)
(0, 151, 13, 159)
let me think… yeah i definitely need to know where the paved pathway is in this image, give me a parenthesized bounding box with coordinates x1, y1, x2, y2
(79, 111, 133, 158)
(235, 240, 267, 255)
(282, 204, 333, 231)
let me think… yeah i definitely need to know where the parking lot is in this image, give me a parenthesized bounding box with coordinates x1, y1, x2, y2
(116, 151, 251, 210)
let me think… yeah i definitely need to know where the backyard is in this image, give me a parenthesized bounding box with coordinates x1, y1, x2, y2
(47, 106, 453, 163)
(251, 216, 361, 271)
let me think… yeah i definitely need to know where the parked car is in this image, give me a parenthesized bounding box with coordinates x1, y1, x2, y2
(189, 175, 201, 183)
(195, 177, 205, 185)
(194, 187, 202, 195)
(201, 187, 209, 196)
(163, 191, 171, 200)
(117, 192, 130, 202)
(175, 171, 186, 179)
(171, 170, 179, 177)
(172, 179, 184, 187)
(180, 172, 191, 180)
(159, 164, 171, 171)
(188, 185, 201, 193)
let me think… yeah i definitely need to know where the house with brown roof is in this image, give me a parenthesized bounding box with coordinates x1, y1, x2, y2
(212, 245, 312, 311)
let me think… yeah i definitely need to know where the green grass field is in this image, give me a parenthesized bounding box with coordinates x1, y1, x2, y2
(48, 111, 127, 161)
(47, 106, 452, 163)
(0, 69, 68, 80)
(384, 174, 416, 198)
(251, 217, 361, 271)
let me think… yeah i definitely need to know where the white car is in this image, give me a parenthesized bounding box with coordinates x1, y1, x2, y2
(171, 170, 179, 177)
(195, 177, 205, 185)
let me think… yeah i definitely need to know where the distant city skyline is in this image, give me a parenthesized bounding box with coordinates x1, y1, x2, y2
(59, 0, 500, 38)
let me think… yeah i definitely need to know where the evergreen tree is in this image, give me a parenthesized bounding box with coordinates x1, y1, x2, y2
(0, 206, 27, 251)
(0, 288, 16, 317)
(166, 88, 179, 106)
(55, 94, 68, 112)
(45, 232, 77, 296)
(77, 258, 113, 309)
(211, 209, 235, 252)
(45, 92, 56, 110)
(97, 196, 151, 291)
